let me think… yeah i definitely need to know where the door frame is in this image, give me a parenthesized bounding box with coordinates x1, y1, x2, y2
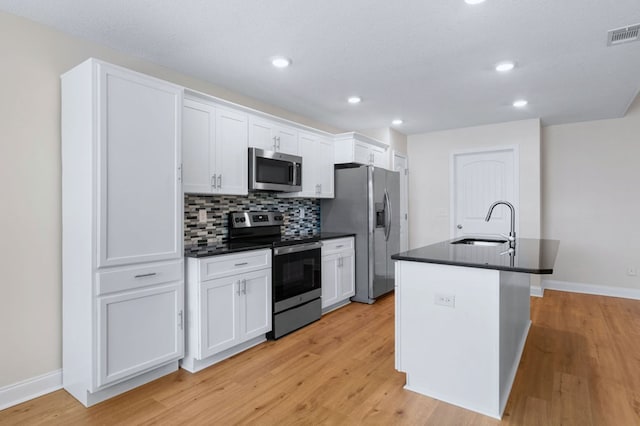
(449, 145, 519, 239)
(392, 150, 409, 251)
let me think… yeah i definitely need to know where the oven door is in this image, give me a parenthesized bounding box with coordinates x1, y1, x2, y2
(272, 242, 322, 313)
(249, 148, 302, 192)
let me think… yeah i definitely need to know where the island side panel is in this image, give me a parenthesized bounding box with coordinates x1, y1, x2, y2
(498, 271, 532, 414)
(395, 260, 502, 419)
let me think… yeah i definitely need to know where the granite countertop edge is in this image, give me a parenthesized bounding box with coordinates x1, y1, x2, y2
(184, 232, 356, 258)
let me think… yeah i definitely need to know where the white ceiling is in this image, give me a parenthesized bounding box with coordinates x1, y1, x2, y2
(1, 0, 640, 135)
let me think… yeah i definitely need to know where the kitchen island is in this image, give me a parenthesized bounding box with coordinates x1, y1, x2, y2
(391, 237, 559, 419)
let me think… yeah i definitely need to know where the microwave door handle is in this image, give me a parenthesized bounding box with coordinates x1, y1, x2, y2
(290, 163, 296, 185)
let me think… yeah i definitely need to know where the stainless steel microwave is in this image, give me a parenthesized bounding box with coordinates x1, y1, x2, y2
(248, 147, 302, 192)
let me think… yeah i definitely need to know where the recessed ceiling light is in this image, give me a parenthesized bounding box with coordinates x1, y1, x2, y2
(271, 57, 291, 68)
(495, 61, 515, 72)
(392, 119, 403, 125)
(513, 99, 528, 108)
(465, 0, 486, 4)
(347, 96, 362, 104)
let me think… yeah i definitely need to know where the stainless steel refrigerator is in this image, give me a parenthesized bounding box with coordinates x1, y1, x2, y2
(321, 165, 400, 304)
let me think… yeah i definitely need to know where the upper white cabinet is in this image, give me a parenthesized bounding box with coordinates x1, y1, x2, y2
(183, 97, 248, 195)
(97, 62, 183, 268)
(249, 115, 299, 155)
(61, 59, 184, 407)
(280, 131, 334, 198)
(334, 132, 389, 169)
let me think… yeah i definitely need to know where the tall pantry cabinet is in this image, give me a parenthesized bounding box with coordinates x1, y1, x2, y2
(61, 59, 184, 407)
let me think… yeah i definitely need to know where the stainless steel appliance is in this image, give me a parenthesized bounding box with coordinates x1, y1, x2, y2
(248, 147, 302, 192)
(228, 212, 321, 339)
(321, 165, 400, 304)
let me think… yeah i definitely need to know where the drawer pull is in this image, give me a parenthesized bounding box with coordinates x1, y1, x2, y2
(134, 272, 157, 279)
(335, 245, 344, 248)
(234, 262, 249, 267)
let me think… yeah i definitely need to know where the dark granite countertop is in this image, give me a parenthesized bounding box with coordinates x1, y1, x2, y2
(391, 237, 559, 274)
(184, 232, 356, 258)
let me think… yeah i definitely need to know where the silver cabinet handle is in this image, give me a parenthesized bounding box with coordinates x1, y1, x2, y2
(234, 262, 248, 267)
(237, 280, 242, 295)
(318, 184, 322, 194)
(277, 136, 281, 150)
(457, 224, 463, 229)
(335, 245, 344, 249)
(134, 272, 156, 278)
(242, 279, 247, 295)
(178, 310, 183, 330)
(211, 174, 217, 189)
(273, 136, 277, 151)
(178, 164, 182, 183)
(218, 174, 222, 188)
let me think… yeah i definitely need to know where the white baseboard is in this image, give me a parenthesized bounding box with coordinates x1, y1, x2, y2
(0, 369, 62, 411)
(530, 285, 544, 298)
(542, 279, 640, 300)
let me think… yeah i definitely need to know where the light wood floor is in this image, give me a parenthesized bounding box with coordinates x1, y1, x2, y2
(1, 290, 639, 425)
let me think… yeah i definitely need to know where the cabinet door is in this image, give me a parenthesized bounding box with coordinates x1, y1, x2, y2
(96, 282, 183, 389)
(200, 276, 240, 358)
(339, 251, 356, 300)
(297, 132, 318, 196)
(371, 145, 388, 169)
(317, 138, 334, 198)
(97, 63, 182, 267)
(321, 253, 340, 309)
(216, 108, 248, 195)
(276, 126, 299, 155)
(240, 269, 272, 340)
(248, 116, 276, 151)
(353, 141, 372, 165)
(183, 99, 215, 194)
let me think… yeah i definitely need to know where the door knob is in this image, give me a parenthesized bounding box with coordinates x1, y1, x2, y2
(457, 224, 463, 229)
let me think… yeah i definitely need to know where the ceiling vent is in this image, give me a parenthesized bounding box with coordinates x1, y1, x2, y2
(607, 24, 640, 46)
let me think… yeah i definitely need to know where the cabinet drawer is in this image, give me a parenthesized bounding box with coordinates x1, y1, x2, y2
(199, 249, 271, 281)
(97, 260, 183, 296)
(322, 237, 354, 255)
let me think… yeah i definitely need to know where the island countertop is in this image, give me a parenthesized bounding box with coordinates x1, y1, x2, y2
(391, 237, 559, 274)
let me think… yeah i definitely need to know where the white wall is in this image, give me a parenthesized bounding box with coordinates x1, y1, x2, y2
(0, 11, 341, 388)
(407, 119, 541, 248)
(542, 95, 640, 291)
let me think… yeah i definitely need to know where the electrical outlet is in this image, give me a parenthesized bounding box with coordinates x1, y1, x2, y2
(198, 209, 207, 223)
(299, 208, 305, 219)
(435, 294, 455, 308)
(627, 267, 637, 276)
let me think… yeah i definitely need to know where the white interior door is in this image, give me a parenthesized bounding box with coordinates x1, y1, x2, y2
(393, 152, 409, 252)
(452, 148, 518, 238)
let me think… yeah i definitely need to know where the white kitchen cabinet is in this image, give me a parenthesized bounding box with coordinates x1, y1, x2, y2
(183, 249, 272, 372)
(321, 237, 355, 313)
(183, 98, 248, 195)
(280, 131, 334, 198)
(97, 282, 184, 388)
(61, 58, 184, 407)
(334, 132, 389, 169)
(249, 115, 299, 155)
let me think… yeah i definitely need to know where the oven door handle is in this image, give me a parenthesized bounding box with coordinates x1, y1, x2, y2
(273, 241, 322, 256)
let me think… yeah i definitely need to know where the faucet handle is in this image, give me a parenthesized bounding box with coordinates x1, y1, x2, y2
(500, 233, 516, 242)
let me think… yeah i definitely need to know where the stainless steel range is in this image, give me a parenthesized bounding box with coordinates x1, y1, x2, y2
(228, 212, 322, 339)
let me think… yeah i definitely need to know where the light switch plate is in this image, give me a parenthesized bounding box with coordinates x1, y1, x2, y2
(198, 209, 207, 223)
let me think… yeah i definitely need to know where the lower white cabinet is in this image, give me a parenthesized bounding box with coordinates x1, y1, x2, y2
(183, 249, 272, 372)
(321, 237, 355, 312)
(97, 282, 184, 388)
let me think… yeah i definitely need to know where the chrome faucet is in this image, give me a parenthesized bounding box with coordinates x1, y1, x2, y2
(485, 200, 516, 249)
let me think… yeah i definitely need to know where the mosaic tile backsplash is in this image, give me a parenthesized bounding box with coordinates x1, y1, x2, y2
(184, 193, 321, 247)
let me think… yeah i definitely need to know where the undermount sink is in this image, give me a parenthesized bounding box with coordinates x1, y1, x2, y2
(451, 238, 508, 247)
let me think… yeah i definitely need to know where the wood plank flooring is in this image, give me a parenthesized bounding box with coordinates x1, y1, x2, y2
(1, 290, 639, 425)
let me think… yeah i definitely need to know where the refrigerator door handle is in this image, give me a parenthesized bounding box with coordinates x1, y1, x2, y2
(384, 189, 392, 241)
